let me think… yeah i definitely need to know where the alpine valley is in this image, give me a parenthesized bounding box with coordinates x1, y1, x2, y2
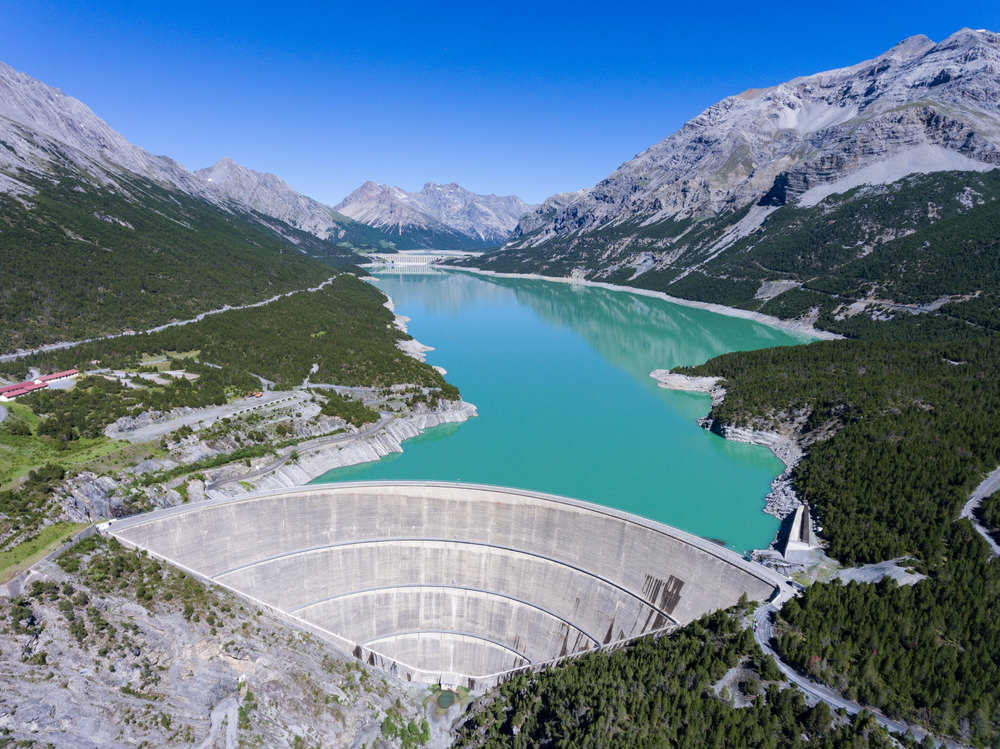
(2, 25, 1000, 749)
(0, 59, 531, 350)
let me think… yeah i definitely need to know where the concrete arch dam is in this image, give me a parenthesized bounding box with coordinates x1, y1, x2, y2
(106, 482, 787, 688)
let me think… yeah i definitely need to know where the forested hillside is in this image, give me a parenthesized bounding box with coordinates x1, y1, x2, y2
(0, 166, 352, 353)
(454, 608, 909, 748)
(676, 326, 1000, 745)
(2, 275, 446, 389)
(466, 169, 1000, 341)
(1, 275, 455, 437)
(680, 334, 1000, 564)
(775, 523, 1000, 745)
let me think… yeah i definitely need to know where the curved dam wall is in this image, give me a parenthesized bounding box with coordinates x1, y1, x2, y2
(106, 482, 787, 688)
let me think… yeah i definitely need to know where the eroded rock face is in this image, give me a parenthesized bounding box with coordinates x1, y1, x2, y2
(195, 157, 351, 241)
(58, 472, 126, 521)
(0, 554, 431, 748)
(507, 29, 1000, 250)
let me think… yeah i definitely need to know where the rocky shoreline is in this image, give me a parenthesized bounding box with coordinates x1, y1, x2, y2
(648, 369, 727, 408)
(700, 420, 803, 521)
(650, 370, 804, 525)
(209, 399, 478, 498)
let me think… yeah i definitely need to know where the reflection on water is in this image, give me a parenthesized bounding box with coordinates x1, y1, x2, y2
(470, 273, 810, 379)
(315, 270, 813, 553)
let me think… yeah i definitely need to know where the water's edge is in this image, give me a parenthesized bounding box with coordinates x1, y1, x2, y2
(449, 266, 840, 341)
(320, 268, 812, 553)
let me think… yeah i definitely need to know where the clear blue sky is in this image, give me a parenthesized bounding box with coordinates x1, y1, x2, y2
(3, 1, 999, 205)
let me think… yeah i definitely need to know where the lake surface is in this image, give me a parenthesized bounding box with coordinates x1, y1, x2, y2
(314, 270, 813, 553)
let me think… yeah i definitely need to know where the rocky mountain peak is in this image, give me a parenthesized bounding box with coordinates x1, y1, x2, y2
(506, 28, 1000, 250)
(194, 157, 351, 240)
(423, 181, 463, 191)
(336, 180, 536, 246)
(880, 33, 935, 60)
(0, 61, 210, 197)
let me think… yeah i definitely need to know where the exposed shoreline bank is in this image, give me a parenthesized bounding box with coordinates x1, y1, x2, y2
(650, 369, 805, 551)
(205, 399, 478, 499)
(206, 295, 476, 498)
(448, 266, 842, 341)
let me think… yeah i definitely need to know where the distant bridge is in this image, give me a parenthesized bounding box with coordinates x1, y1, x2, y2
(366, 252, 480, 267)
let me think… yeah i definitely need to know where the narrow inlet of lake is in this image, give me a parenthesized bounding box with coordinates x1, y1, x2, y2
(314, 270, 813, 553)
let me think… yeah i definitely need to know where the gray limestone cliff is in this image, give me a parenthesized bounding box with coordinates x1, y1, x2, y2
(506, 29, 1000, 254)
(0, 61, 213, 199)
(195, 157, 357, 241)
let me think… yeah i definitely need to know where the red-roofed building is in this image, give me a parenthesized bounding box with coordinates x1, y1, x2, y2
(0, 369, 77, 400)
(36, 369, 78, 383)
(0, 382, 48, 401)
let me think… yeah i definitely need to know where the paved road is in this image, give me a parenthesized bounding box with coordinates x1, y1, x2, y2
(0, 277, 337, 363)
(301, 382, 384, 406)
(0, 405, 6, 425)
(204, 415, 393, 492)
(959, 466, 1000, 557)
(109, 390, 308, 443)
(753, 604, 963, 747)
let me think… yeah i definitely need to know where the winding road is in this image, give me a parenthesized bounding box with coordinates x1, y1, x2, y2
(743, 464, 1000, 748)
(0, 277, 337, 363)
(754, 604, 963, 747)
(959, 466, 1000, 557)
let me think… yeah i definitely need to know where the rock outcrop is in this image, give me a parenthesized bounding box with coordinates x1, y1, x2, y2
(504, 29, 1000, 253)
(335, 180, 536, 247)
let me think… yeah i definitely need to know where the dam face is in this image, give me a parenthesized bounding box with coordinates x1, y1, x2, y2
(107, 482, 785, 688)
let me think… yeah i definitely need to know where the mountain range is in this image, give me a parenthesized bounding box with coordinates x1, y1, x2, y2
(0, 59, 531, 259)
(476, 28, 1000, 338)
(5, 28, 1000, 348)
(335, 181, 535, 250)
(0, 60, 536, 351)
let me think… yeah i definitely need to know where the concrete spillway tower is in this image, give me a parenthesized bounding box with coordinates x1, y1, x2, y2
(106, 482, 787, 688)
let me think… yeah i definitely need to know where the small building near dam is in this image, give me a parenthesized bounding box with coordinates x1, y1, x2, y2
(105, 482, 788, 689)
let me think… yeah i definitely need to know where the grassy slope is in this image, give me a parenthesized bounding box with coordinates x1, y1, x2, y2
(0, 521, 87, 583)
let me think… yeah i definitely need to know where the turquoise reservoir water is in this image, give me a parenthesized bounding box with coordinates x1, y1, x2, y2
(315, 270, 813, 553)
